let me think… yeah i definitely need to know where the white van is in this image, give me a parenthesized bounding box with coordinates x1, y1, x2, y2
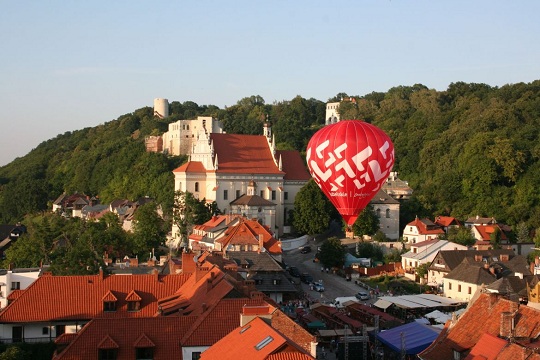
(334, 296, 361, 308)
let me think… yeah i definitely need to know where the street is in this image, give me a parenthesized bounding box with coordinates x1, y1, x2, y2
(283, 243, 376, 306)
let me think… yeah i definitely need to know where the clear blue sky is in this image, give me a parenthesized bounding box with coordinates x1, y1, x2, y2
(1, 1, 539, 166)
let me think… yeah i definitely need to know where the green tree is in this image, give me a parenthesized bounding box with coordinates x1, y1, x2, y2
(318, 236, 346, 268)
(292, 180, 335, 236)
(515, 222, 530, 243)
(384, 249, 402, 264)
(172, 191, 213, 248)
(490, 227, 502, 249)
(447, 227, 476, 247)
(352, 205, 380, 238)
(355, 241, 383, 261)
(416, 263, 430, 281)
(0, 346, 30, 360)
(132, 202, 166, 257)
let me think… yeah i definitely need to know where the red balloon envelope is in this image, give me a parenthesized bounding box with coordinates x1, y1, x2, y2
(306, 120, 395, 226)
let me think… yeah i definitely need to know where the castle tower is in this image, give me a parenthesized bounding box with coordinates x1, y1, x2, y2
(325, 102, 340, 125)
(153, 98, 169, 119)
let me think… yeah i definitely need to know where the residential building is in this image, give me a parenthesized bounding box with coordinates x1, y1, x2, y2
(200, 316, 315, 360)
(0, 223, 26, 259)
(0, 270, 190, 343)
(370, 189, 400, 240)
(381, 171, 413, 200)
(171, 122, 310, 239)
(0, 268, 41, 309)
(402, 217, 445, 244)
(427, 249, 515, 288)
(401, 240, 467, 282)
(471, 224, 510, 250)
(443, 253, 530, 301)
(419, 293, 540, 360)
(433, 216, 462, 233)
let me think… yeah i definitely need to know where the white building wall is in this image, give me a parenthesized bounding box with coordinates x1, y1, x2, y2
(0, 270, 41, 309)
(153, 98, 169, 118)
(325, 102, 340, 125)
(443, 279, 477, 302)
(183, 346, 210, 360)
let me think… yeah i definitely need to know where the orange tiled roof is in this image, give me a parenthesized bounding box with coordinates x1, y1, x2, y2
(211, 133, 285, 175)
(200, 316, 313, 360)
(420, 293, 540, 360)
(464, 332, 508, 360)
(474, 225, 508, 241)
(216, 218, 281, 254)
(275, 150, 311, 181)
(434, 216, 461, 227)
(0, 272, 190, 322)
(53, 317, 195, 360)
(172, 161, 207, 173)
(267, 354, 314, 360)
(407, 218, 445, 235)
(181, 298, 269, 346)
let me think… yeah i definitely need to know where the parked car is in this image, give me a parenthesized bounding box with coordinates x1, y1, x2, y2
(300, 246, 311, 254)
(355, 291, 370, 301)
(300, 273, 313, 284)
(310, 280, 325, 292)
(288, 266, 301, 277)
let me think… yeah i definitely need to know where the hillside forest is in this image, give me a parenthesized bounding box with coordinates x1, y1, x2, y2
(1, 81, 540, 270)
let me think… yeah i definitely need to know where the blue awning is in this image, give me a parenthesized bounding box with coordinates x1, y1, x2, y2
(376, 321, 441, 355)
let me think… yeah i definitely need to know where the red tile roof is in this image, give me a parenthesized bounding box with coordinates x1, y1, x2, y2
(200, 316, 314, 360)
(474, 225, 508, 241)
(211, 133, 285, 175)
(275, 150, 311, 181)
(0, 272, 190, 322)
(420, 293, 540, 360)
(434, 216, 461, 227)
(464, 333, 508, 360)
(406, 218, 445, 235)
(217, 218, 282, 254)
(181, 298, 269, 346)
(172, 161, 207, 173)
(53, 317, 195, 360)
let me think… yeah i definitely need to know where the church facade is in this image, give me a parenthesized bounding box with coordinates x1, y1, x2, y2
(171, 123, 311, 243)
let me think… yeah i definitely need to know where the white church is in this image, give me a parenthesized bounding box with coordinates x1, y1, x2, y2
(170, 122, 311, 246)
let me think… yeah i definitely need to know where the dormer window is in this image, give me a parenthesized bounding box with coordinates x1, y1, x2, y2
(104, 301, 117, 312)
(102, 291, 118, 312)
(126, 290, 142, 312)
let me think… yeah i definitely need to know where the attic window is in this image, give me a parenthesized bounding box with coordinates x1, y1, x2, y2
(240, 325, 251, 334)
(127, 301, 141, 312)
(104, 301, 117, 312)
(135, 348, 153, 360)
(255, 336, 274, 350)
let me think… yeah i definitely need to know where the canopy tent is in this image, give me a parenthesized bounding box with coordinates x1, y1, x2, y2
(307, 321, 327, 329)
(424, 310, 451, 324)
(376, 322, 441, 355)
(373, 299, 393, 310)
(376, 294, 466, 310)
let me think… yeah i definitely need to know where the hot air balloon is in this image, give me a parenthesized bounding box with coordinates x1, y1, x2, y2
(306, 120, 394, 227)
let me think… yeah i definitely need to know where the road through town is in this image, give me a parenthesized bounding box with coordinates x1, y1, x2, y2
(283, 244, 376, 305)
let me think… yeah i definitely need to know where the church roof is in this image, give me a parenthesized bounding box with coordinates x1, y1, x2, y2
(211, 133, 284, 175)
(276, 150, 311, 181)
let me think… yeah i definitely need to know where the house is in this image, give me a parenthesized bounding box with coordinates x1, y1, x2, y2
(471, 224, 510, 250)
(0, 268, 41, 309)
(443, 254, 531, 301)
(527, 275, 540, 310)
(401, 240, 467, 282)
(0, 270, 190, 343)
(52, 193, 99, 218)
(0, 223, 26, 259)
(464, 215, 498, 228)
(188, 216, 282, 261)
(381, 171, 413, 200)
(201, 251, 296, 303)
(433, 216, 462, 233)
(427, 249, 515, 288)
(200, 316, 315, 360)
(370, 189, 400, 240)
(419, 293, 540, 360)
(51, 260, 316, 359)
(402, 217, 445, 244)
(171, 122, 311, 239)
